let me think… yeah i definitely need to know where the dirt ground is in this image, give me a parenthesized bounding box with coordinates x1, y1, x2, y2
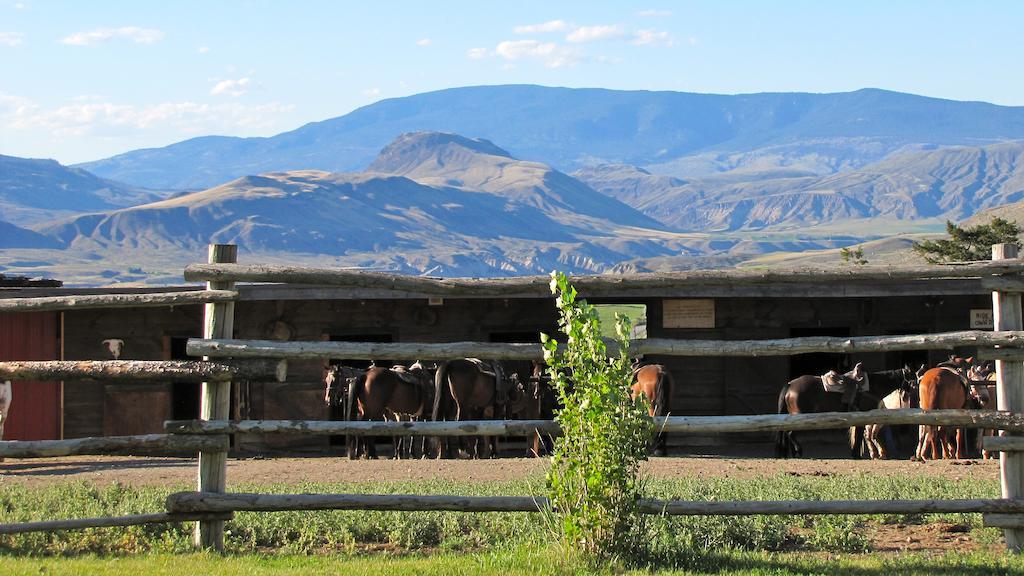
(0, 454, 999, 487)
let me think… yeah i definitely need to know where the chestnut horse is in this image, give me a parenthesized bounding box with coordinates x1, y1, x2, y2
(775, 365, 916, 458)
(0, 380, 10, 463)
(432, 358, 506, 459)
(327, 363, 434, 459)
(915, 361, 993, 461)
(631, 363, 674, 456)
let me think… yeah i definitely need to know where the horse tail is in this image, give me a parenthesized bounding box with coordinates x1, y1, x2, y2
(345, 372, 364, 459)
(659, 369, 674, 417)
(774, 383, 790, 458)
(433, 360, 450, 422)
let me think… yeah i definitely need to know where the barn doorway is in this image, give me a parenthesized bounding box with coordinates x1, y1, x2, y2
(789, 327, 851, 379)
(166, 336, 201, 421)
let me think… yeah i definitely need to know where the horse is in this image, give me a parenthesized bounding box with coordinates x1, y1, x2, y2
(327, 362, 434, 459)
(0, 380, 10, 462)
(631, 363, 674, 456)
(775, 364, 916, 458)
(914, 360, 991, 461)
(505, 360, 552, 456)
(432, 358, 509, 459)
(864, 385, 917, 459)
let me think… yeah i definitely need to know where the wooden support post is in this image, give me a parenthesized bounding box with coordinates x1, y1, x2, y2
(195, 244, 236, 550)
(994, 243, 1024, 552)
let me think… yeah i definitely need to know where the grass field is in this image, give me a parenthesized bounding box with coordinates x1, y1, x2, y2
(0, 471, 1019, 573)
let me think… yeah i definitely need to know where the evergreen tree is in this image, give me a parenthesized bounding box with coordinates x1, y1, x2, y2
(912, 218, 1021, 263)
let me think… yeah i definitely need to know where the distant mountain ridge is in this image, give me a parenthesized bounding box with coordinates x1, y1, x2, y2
(77, 85, 1024, 191)
(0, 154, 166, 226)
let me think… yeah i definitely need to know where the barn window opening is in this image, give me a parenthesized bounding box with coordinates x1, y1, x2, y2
(593, 304, 647, 339)
(167, 336, 201, 421)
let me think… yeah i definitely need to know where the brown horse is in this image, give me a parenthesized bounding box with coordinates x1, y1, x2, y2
(327, 362, 434, 459)
(631, 363, 674, 456)
(432, 358, 508, 459)
(915, 360, 993, 461)
(505, 360, 555, 456)
(775, 364, 916, 458)
(0, 380, 10, 463)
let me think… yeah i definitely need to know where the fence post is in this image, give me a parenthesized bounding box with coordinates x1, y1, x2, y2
(195, 244, 237, 550)
(993, 243, 1024, 552)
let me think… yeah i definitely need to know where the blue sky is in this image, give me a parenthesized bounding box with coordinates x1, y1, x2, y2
(2, 0, 1022, 164)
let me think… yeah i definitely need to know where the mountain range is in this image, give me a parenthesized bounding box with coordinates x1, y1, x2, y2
(5, 85, 1024, 284)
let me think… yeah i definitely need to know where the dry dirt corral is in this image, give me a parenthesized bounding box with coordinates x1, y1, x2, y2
(0, 455, 999, 487)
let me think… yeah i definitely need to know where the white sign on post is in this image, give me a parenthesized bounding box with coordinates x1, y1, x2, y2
(663, 299, 715, 329)
(971, 309, 994, 329)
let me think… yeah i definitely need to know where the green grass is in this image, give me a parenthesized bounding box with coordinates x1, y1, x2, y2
(594, 304, 647, 339)
(0, 472, 1007, 561)
(2, 548, 1024, 576)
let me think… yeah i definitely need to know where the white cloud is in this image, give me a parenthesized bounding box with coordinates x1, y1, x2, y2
(197, 46, 210, 54)
(633, 29, 676, 47)
(13, 2, 26, 9)
(513, 20, 569, 34)
(637, 9, 672, 17)
(362, 88, 381, 97)
(494, 39, 580, 68)
(61, 26, 164, 46)
(0, 32, 22, 46)
(210, 77, 252, 97)
(416, 38, 431, 46)
(466, 47, 489, 59)
(566, 25, 625, 43)
(1, 93, 294, 137)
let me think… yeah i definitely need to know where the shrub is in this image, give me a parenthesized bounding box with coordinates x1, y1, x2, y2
(541, 271, 653, 563)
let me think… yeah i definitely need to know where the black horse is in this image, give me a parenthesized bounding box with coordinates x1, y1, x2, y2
(774, 365, 917, 458)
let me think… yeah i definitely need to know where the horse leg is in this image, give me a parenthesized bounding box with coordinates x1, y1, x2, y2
(955, 428, 965, 460)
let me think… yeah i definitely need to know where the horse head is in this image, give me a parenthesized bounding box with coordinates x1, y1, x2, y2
(323, 364, 341, 406)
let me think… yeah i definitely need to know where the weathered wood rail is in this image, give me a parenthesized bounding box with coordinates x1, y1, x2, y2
(165, 491, 1024, 517)
(0, 289, 236, 312)
(0, 512, 233, 535)
(164, 409, 1024, 437)
(0, 433, 228, 458)
(0, 359, 287, 383)
(187, 330, 1024, 361)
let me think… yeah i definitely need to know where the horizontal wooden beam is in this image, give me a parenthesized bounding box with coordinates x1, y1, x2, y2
(0, 359, 287, 383)
(165, 491, 1024, 516)
(983, 436, 1024, 452)
(184, 262, 1024, 297)
(164, 409, 1024, 437)
(979, 348, 1024, 362)
(0, 512, 233, 535)
(984, 513, 1024, 529)
(187, 330, 1024, 361)
(0, 433, 229, 458)
(0, 290, 236, 312)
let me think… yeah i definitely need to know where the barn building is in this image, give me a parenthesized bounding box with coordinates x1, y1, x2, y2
(0, 270, 996, 454)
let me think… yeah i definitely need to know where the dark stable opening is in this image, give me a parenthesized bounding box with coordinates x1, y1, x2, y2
(169, 336, 201, 421)
(789, 327, 852, 380)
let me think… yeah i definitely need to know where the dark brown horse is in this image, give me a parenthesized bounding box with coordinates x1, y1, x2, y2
(505, 360, 555, 456)
(326, 362, 434, 459)
(432, 358, 507, 458)
(775, 364, 916, 458)
(631, 363, 674, 456)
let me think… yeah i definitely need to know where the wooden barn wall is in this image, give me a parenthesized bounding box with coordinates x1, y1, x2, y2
(62, 305, 203, 438)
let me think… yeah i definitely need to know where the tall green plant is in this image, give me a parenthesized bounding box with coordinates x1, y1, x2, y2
(541, 271, 653, 562)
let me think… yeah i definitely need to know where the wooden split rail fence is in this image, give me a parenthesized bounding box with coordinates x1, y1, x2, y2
(5, 244, 1024, 552)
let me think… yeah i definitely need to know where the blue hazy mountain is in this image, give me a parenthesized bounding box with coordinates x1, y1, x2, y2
(77, 85, 1024, 191)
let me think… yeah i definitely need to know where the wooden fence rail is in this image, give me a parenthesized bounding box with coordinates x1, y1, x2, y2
(0, 290, 236, 312)
(0, 433, 229, 458)
(187, 330, 1024, 361)
(0, 513, 233, 535)
(0, 359, 287, 383)
(165, 491, 1024, 517)
(182, 261, 1024, 296)
(164, 409, 1024, 437)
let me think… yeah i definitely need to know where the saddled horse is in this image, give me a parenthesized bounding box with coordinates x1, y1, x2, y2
(326, 362, 434, 459)
(775, 364, 916, 458)
(631, 363, 674, 456)
(505, 360, 552, 456)
(0, 380, 10, 462)
(864, 385, 917, 459)
(432, 358, 510, 459)
(915, 360, 993, 461)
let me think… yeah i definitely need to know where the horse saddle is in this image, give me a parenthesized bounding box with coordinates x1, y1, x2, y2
(391, 365, 429, 387)
(820, 370, 869, 395)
